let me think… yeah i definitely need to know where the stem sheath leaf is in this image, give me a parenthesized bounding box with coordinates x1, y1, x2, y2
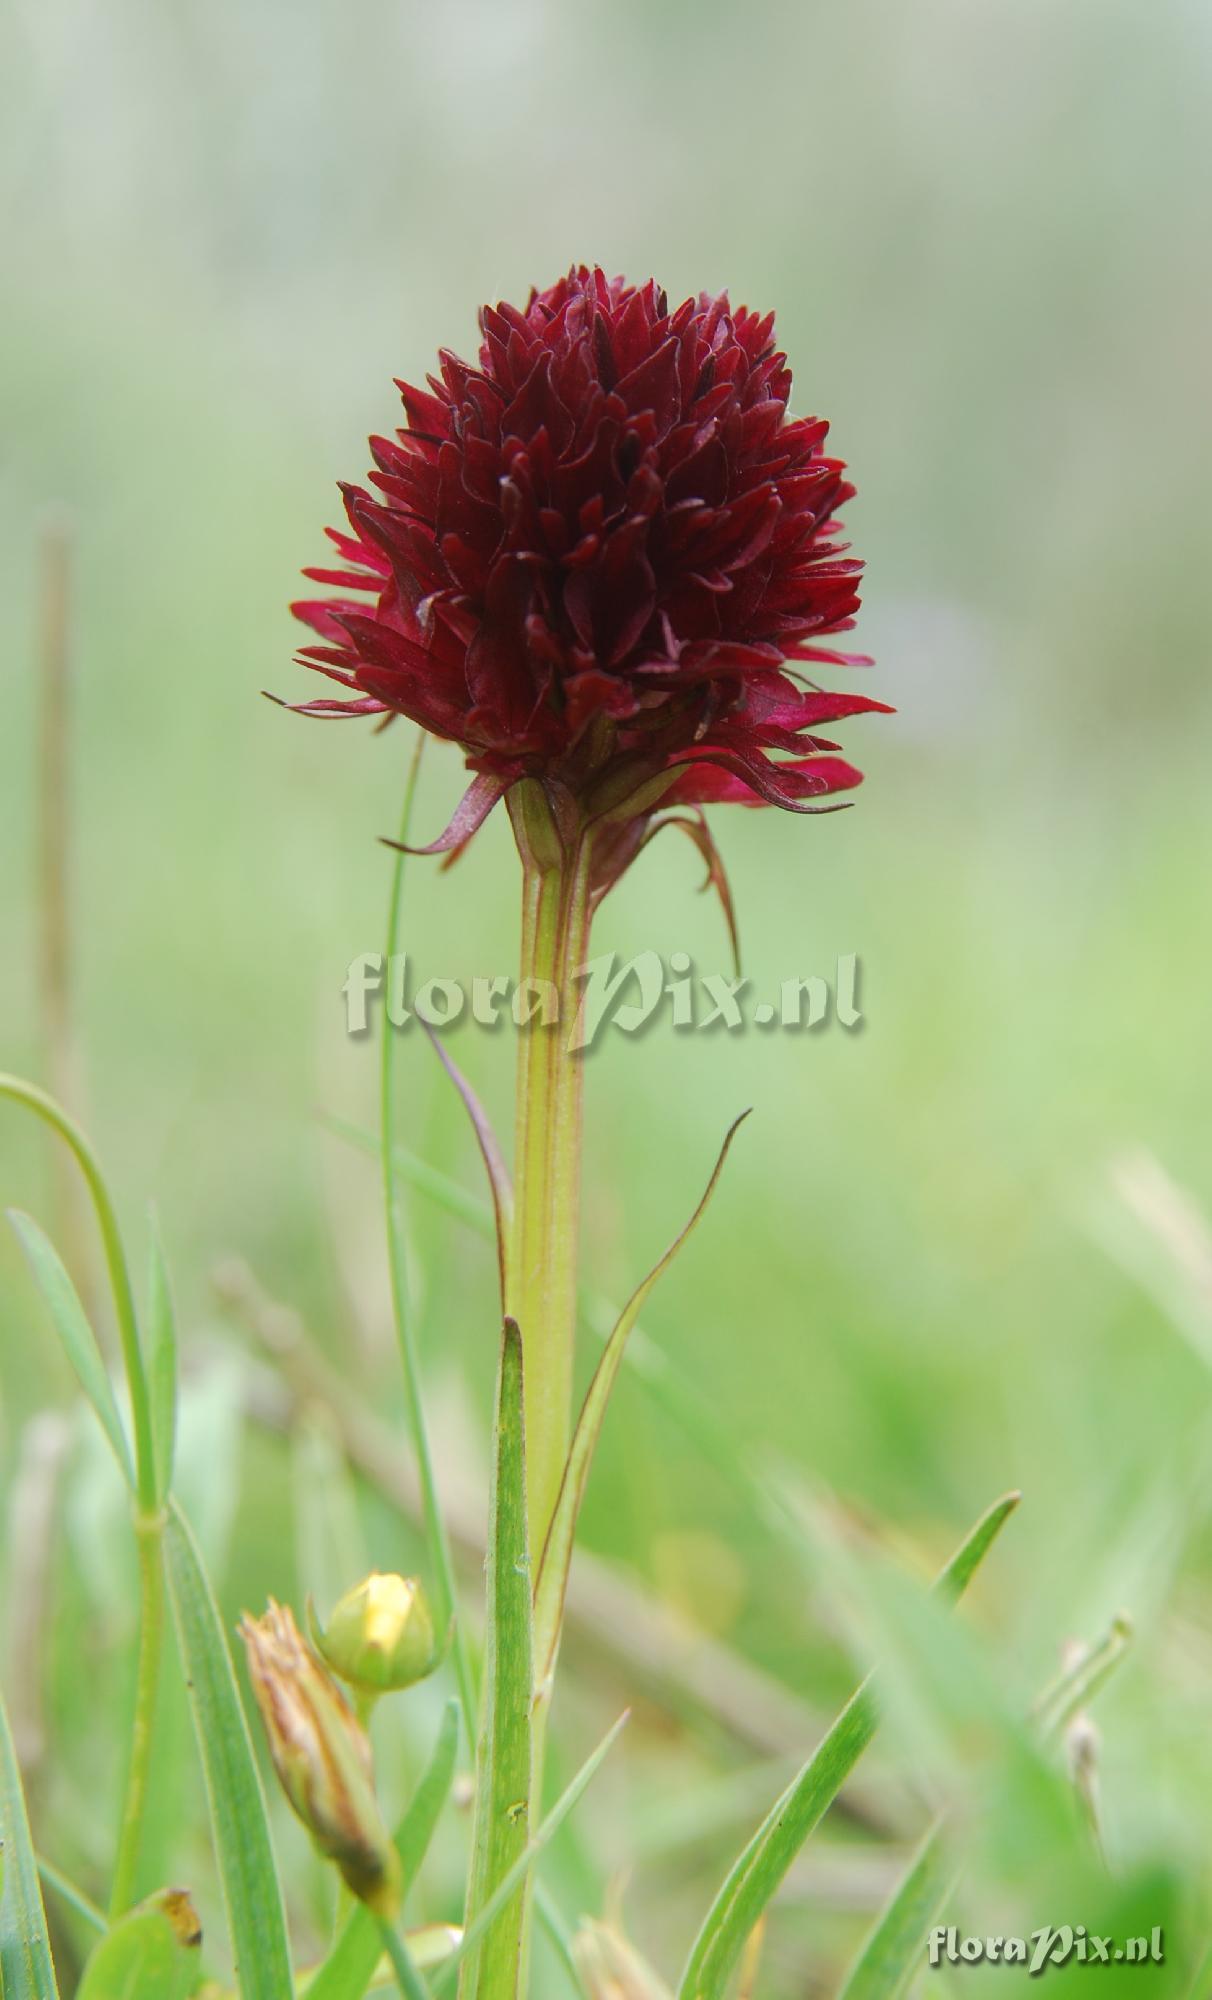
(461, 1320, 533, 2000)
(434, 1712, 627, 1997)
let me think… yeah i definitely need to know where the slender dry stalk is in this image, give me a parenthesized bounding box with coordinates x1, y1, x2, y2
(1059, 1638, 1106, 1862)
(36, 513, 95, 1316)
(2, 1411, 71, 1777)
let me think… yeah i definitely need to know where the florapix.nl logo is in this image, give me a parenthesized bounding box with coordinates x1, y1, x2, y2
(343, 951, 864, 1051)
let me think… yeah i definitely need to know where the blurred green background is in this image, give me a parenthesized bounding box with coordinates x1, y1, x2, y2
(3, 0, 1212, 1991)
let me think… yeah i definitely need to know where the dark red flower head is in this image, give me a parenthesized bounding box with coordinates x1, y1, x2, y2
(290, 267, 886, 866)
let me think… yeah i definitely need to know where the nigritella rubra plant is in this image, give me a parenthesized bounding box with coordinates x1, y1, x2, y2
(287, 266, 887, 1546)
(280, 266, 889, 1992)
(0, 268, 1035, 2000)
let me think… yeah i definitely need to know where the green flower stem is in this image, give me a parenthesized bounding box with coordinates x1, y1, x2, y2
(494, 790, 594, 1998)
(381, 742, 478, 1743)
(505, 791, 594, 1556)
(0, 1074, 166, 1917)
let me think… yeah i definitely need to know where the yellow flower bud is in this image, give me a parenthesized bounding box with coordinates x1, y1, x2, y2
(239, 1599, 401, 1915)
(312, 1572, 438, 1696)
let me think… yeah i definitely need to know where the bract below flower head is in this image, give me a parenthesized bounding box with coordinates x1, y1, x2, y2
(289, 267, 887, 888)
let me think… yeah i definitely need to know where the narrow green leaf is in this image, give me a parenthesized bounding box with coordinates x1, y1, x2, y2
(835, 1820, 951, 2000)
(145, 1218, 178, 1504)
(431, 1712, 628, 1997)
(76, 1905, 196, 2000)
(931, 1490, 1021, 1606)
(394, 1695, 462, 1880)
(676, 1492, 1021, 2000)
(36, 1857, 107, 1938)
(533, 1114, 750, 1688)
(8, 1209, 134, 1488)
(462, 1319, 533, 2000)
(308, 1698, 461, 2000)
(375, 1921, 430, 2000)
(533, 1885, 588, 2000)
(163, 1501, 293, 1999)
(0, 1075, 156, 1514)
(0, 1679, 61, 1998)
(683, 1685, 877, 2000)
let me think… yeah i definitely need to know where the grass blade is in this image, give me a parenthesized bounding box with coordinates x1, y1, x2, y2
(36, 1857, 107, 1938)
(835, 1820, 951, 2000)
(533, 1113, 749, 1689)
(533, 1885, 588, 2000)
(0, 1077, 155, 1513)
(145, 1216, 178, 1503)
(163, 1501, 293, 2000)
(375, 1922, 430, 2000)
(378, 743, 477, 1743)
(0, 1678, 61, 1998)
(8, 1209, 134, 1488)
(676, 1492, 1020, 2000)
(309, 1699, 461, 2000)
(932, 1491, 1021, 1606)
(837, 1599, 1134, 2000)
(393, 1695, 461, 1884)
(681, 1683, 877, 2000)
(461, 1319, 533, 2000)
(432, 1712, 628, 1996)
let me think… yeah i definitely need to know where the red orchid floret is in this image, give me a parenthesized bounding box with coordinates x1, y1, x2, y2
(290, 266, 887, 859)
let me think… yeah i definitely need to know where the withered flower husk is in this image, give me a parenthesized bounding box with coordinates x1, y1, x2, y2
(239, 1598, 401, 1915)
